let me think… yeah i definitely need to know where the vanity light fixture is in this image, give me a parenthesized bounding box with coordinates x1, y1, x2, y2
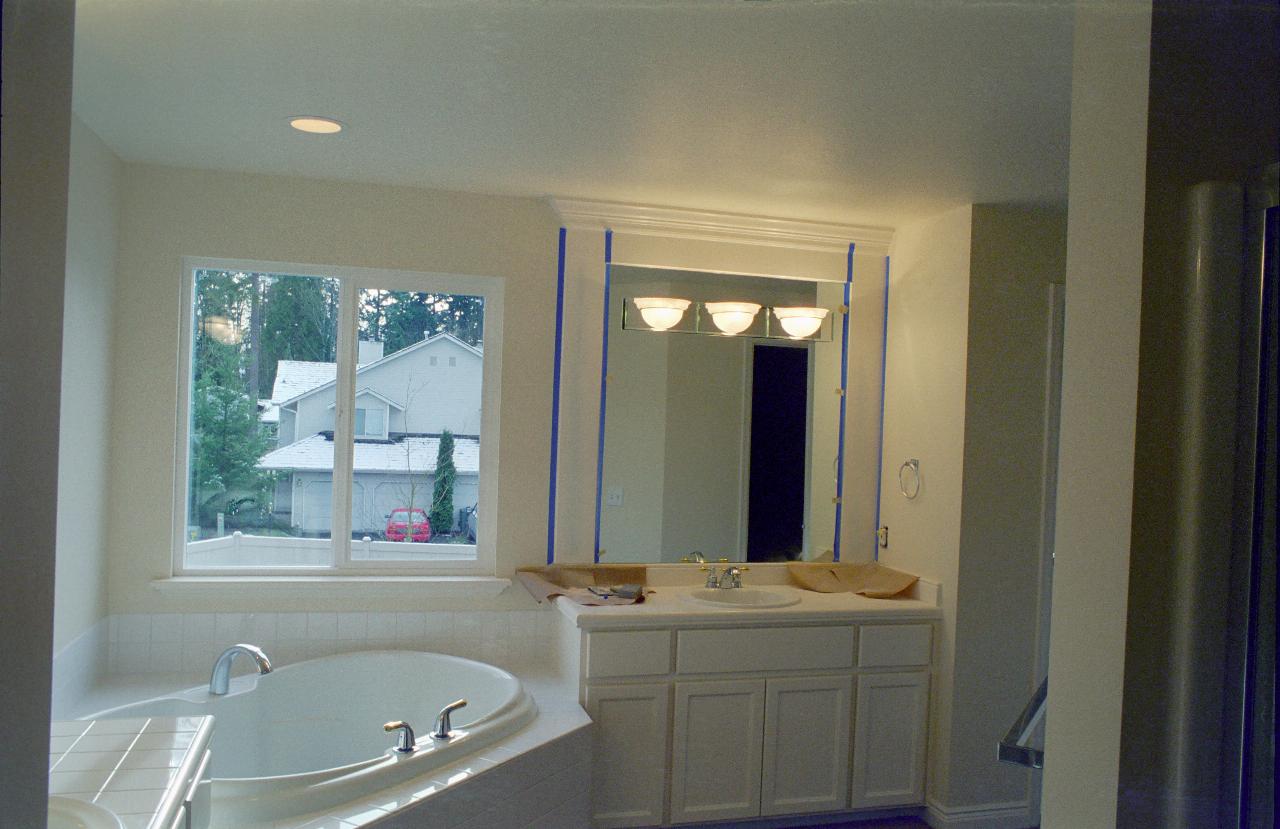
(772, 306, 830, 339)
(704, 301, 762, 335)
(633, 297, 692, 331)
(289, 116, 344, 134)
(201, 315, 243, 345)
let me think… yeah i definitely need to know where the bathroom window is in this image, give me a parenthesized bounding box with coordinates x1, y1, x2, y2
(178, 261, 500, 575)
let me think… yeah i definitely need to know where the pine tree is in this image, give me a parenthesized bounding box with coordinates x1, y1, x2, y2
(430, 430, 457, 536)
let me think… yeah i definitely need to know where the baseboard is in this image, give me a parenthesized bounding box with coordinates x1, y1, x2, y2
(924, 798, 1036, 829)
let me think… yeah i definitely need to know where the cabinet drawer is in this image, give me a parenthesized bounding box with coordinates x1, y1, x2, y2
(677, 626, 854, 674)
(858, 624, 932, 668)
(586, 630, 673, 679)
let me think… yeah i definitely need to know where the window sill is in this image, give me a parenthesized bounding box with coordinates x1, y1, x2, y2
(151, 575, 512, 600)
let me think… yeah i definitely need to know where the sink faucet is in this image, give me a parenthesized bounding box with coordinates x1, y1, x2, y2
(209, 644, 272, 695)
(720, 566, 745, 589)
(702, 565, 720, 588)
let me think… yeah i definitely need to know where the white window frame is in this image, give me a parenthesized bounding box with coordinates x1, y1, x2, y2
(354, 402, 388, 440)
(173, 257, 503, 577)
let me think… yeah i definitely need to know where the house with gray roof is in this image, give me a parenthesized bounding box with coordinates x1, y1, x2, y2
(257, 333, 482, 537)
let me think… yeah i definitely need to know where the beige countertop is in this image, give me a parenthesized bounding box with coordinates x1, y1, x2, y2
(555, 580, 941, 631)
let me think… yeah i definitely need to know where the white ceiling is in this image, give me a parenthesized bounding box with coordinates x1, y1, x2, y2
(72, 0, 1074, 229)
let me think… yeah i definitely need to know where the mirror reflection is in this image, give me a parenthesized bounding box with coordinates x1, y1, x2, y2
(599, 266, 846, 563)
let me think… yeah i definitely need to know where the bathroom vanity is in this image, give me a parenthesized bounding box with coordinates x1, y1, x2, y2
(554, 575, 940, 828)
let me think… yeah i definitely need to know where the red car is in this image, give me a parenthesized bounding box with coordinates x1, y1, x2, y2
(385, 508, 431, 542)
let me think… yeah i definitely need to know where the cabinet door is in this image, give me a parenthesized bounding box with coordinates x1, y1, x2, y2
(761, 675, 852, 816)
(585, 682, 671, 828)
(850, 671, 929, 808)
(670, 679, 766, 824)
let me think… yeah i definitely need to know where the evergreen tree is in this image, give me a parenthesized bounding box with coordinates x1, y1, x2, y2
(190, 344, 273, 526)
(259, 274, 338, 397)
(430, 430, 457, 536)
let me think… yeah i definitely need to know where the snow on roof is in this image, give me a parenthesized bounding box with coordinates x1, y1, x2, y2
(270, 360, 336, 404)
(257, 433, 479, 475)
(258, 399, 280, 424)
(275, 333, 482, 408)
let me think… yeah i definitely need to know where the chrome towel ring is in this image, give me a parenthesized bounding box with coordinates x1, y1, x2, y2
(898, 458, 921, 499)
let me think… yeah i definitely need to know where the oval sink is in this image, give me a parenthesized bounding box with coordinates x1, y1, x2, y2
(684, 587, 801, 609)
(48, 797, 125, 829)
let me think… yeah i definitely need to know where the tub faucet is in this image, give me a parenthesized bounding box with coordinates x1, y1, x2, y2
(432, 698, 468, 740)
(383, 721, 416, 753)
(209, 644, 272, 695)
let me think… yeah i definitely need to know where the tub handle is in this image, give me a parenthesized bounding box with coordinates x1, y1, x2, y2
(432, 699, 468, 740)
(383, 720, 416, 753)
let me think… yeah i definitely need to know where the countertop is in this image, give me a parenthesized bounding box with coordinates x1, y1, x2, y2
(555, 582, 941, 631)
(49, 715, 213, 829)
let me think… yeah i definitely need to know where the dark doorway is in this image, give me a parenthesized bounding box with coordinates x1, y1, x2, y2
(747, 344, 808, 561)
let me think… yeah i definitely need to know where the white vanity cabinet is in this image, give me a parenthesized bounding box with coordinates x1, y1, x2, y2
(584, 682, 671, 828)
(573, 611, 936, 829)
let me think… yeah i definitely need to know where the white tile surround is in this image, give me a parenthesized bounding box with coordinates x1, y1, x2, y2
(49, 716, 212, 829)
(51, 606, 591, 829)
(101, 608, 558, 678)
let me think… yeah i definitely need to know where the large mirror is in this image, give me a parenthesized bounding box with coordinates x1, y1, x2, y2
(598, 266, 848, 563)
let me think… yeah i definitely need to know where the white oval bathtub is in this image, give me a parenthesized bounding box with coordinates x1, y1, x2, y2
(88, 651, 537, 826)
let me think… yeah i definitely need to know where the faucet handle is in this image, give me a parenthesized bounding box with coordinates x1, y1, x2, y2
(383, 720, 416, 753)
(432, 699, 468, 740)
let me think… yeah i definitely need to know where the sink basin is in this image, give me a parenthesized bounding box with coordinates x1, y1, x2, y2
(47, 796, 124, 829)
(684, 587, 801, 609)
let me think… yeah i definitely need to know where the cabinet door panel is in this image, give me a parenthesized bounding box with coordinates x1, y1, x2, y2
(670, 679, 766, 824)
(585, 683, 671, 828)
(761, 675, 852, 816)
(850, 671, 929, 808)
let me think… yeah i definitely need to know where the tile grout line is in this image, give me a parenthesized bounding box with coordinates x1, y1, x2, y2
(92, 717, 152, 803)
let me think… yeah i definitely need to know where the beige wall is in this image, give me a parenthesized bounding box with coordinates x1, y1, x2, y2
(106, 164, 560, 613)
(950, 205, 1066, 810)
(881, 203, 1066, 819)
(660, 334, 747, 558)
(0, 0, 75, 821)
(1041, 2, 1152, 826)
(54, 117, 122, 652)
(880, 204, 973, 805)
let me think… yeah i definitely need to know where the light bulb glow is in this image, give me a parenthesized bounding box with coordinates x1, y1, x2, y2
(772, 306, 829, 339)
(633, 297, 691, 331)
(704, 302, 761, 335)
(289, 116, 344, 134)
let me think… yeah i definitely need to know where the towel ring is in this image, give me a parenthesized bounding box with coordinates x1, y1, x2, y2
(898, 459, 921, 499)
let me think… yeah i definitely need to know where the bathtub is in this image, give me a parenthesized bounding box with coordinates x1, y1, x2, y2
(88, 650, 537, 826)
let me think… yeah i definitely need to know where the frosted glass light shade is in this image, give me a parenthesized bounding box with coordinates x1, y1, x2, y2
(773, 306, 830, 339)
(704, 301, 762, 335)
(633, 297, 691, 331)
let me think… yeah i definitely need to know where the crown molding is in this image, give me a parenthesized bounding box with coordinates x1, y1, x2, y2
(548, 198, 894, 255)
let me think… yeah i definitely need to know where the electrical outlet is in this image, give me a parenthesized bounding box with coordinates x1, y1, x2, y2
(605, 487, 624, 507)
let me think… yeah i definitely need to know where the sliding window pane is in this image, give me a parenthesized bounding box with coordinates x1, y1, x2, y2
(185, 270, 340, 568)
(350, 288, 484, 561)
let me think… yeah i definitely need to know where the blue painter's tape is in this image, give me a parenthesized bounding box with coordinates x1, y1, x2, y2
(546, 228, 567, 565)
(834, 243, 854, 561)
(593, 230, 613, 562)
(873, 255, 890, 560)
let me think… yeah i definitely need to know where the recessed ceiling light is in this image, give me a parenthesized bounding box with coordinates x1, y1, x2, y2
(289, 116, 343, 135)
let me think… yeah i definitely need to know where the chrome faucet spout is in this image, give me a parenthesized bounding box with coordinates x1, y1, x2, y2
(209, 644, 272, 695)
